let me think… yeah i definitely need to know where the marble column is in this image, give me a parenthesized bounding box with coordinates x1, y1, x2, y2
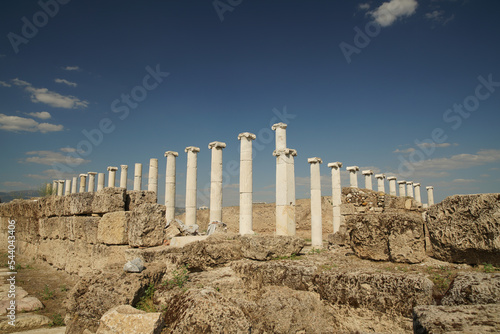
(398, 180, 406, 197)
(414, 183, 422, 204)
(52, 180, 57, 195)
(238, 132, 256, 235)
(164, 151, 178, 223)
(387, 176, 397, 196)
(134, 163, 142, 190)
(64, 179, 71, 195)
(57, 180, 64, 196)
(308, 157, 323, 248)
(271, 122, 287, 151)
(107, 166, 118, 188)
(148, 158, 158, 196)
(71, 176, 77, 194)
(208, 141, 226, 223)
(97, 173, 105, 191)
(185, 146, 200, 226)
(406, 181, 414, 198)
(87, 172, 97, 193)
(375, 174, 386, 193)
(328, 162, 343, 234)
(120, 165, 128, 188)
(426, 186, 434, 206)
(362, 170, 374, 190)
(79, 174, 87, 193)
(346, 166, 359, 188)
(273, 148, 297, 236)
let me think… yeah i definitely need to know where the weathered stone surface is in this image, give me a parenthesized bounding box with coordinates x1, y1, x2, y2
(0, 314, 51, 331)
(128, 203, 165, 247)
(64, 264, 167, 334)
(96, 305, 163, 334)
(313, 271, 434, 316)
(98, 211, 130, 245)
(40, 217, 70, 240)
(16, 296, 44, 313)
(92, 188, 126, 214)
(161, 287, 251, 334)
(426, 193, 500, 266)
(413, 304, 500, 334)
(231, 259, 317, 291)
(177, 233, 242, 270)
(170, 236, 208, 248)
(70, 217, 100, 244)
(124, 258, 145, 273)
(125, 190, 157, 211)
(441, 272, 500, 305)
(346, 212, 426, 263)
(240, 235, 305, 261)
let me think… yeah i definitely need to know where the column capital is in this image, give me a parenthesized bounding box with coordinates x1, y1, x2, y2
(397, 180, 407, 184)
(375, 174, 385, 179)
(346, 166, 359, 172)
(406, 181, 414, 185)
(58, 179, 65, 183)
(107, 166, 118, 172)
(271, 122, 287, 130)
(413, 183, 421, 186)
(79, 173, 87, 177)
(185, 146, 200, 153)
(327, 162, 343, 169)
(307, 157, 322, 164)
(387, 176, 397, 181)
(164, 151, 179, 157)
(238, 132, 256, 140)
(426, 186, 434, 190)
(362, 170, 373, 175)
(120, 165, 128, 170)
(273, 148, 297, 157)
(87, 172, 97, 175)
(208, 141, 226, 149)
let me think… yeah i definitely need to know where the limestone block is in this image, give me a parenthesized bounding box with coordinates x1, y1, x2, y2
(96, 305, 164, 334)
(92, 187, 126, 214)
(170, 236, 208, 248)
(340, 203, 356, 215)
(71, 216, 100, 244)
(426, 193, 500, 266)
(240, 235, 305, 261)
(0, 314, 51, 331)
(98, 212, 130, 245)
(413, 304, 500, 334)
(441, 272, 500, 305)
(125, 190, 157, 211)
(39, 217, 71, 240)
(128, 203, 166, 247)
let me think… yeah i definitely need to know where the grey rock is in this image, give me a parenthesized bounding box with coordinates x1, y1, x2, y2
(442, 272, 500, 305)
(123, 257, 145, 273)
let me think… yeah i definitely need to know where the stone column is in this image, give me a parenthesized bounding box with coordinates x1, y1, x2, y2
(148, 158, 158, 195)
(208, 141, 226, 223)
(87, 172, 97, 193)
(271, 122, 287, 151)
(362, 170, 373, 190)
(120, 165, 128, 188)
(185, 146, 200, 226)
(107, 166, 118, 188)
(308, 157, 323, 248)
(387, 176, 397, 196)
(71, 176, 77, 194)
(164, 151, 179, 223)
(134, 163, 142, 190)
(375, 174, 385, 193)
(238, 132, 256, 235)
(64, 179, 71, 195)
(52, 180, 57, 195)
(328, 162, 343, 234)
(426, 186, 434, 206)
(406, 181, 414, 198)
(346, 166, 359, 188)
(414, 183, 422, 204)
(57, 180, 64, 196)
(97, 173, 105, 191)
(398, 180, 406, 197)
(79, 174, 87, 193)
(273, 148, 297, 236)
(286, 149, 297, 236)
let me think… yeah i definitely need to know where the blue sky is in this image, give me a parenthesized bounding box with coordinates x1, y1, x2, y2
(0, 0, 499, 206)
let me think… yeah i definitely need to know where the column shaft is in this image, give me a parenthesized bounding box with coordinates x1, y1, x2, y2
(71, 177, 77, 194)
(185, 147, 200, 226)
(134, 163, 142, 190)
(209, 142, 226, 223)
(64, 179, 71, 195)
(309, 158, 322, 248)
(120, 165, 128, 188)
(57, 181, 64, 196)
(388, 177, 397, 196)
(427, 187, 435, 206)
(238, 133, 256, 235)
(165, 152, 178, 223)
(328, 162, 342, 234)
(79, 175, 87, 193)
(97, 173, 105, 191)
(88, 172, 97, 193)
(148, 158, 158, 195)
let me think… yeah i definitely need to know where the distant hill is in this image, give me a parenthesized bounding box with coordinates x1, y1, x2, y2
(0, 189, 40, 203)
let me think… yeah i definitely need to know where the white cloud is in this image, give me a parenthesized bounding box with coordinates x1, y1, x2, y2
(27, 169, 75, 180)
(2, 181, 31, 189)
(27, 111, 51, 120)
(23, 150, 89, 166)
(411, 149, 500, 173)
(393, 147, 415, 153)
(0, 81, 11, 87)
(425, 10, 443, 20)
(62, 66, 80, 71)
(12, 78, 88, 109)
(359, 3, 370, 10)
(370, 0, 418, 27)
(416, 142, 452, 148)
(451, 178, 475, 184)
(0, 113, 63, 133)
(60, 147, 76, 153)
(55, 78, 77, 87)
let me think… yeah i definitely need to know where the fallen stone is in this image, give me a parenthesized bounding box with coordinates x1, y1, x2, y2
(240, 235, 305, 261)
(0, 314, 51, 331)
(206, 221, 227, 235)
(96, 305, 164, 334)
(426, 193, 500, 266)
(441, 272, 500, 305)
(413, 304, 500, 334)
(124, 258, 145, 273)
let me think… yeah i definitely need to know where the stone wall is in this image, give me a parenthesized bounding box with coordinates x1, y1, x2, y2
(0, 188, 161, 276)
